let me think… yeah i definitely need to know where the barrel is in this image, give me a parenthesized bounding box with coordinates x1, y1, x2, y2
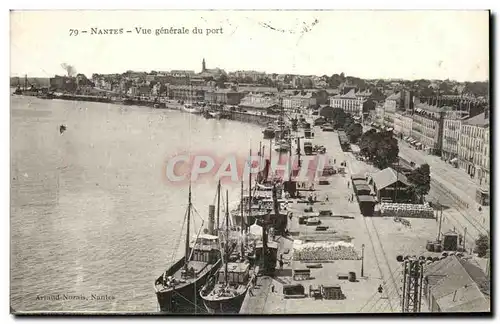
(348, 272, 357, 282)
(426, 242, 435, 252)
(434, 243, 443, 253)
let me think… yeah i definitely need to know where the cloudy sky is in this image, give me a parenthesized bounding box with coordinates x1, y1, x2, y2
(10, 10, 489, 81)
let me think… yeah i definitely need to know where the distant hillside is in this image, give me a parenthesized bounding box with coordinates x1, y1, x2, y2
(10, 77, 50, 88)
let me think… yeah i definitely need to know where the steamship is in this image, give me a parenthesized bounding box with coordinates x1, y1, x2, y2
(154, 185, 223, 313)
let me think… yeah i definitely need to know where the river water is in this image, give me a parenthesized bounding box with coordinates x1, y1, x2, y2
(10, 96, 267, 313)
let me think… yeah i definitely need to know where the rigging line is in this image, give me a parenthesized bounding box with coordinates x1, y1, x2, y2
(358, 289, 381, 312)
(365, 296, 383, 313)
(191, 205, 205, 222)
(169, 206, 188, 264)
(374, 298, 390, 313)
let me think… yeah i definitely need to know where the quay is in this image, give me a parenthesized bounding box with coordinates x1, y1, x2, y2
(239, 117, 488, 314)
(15, 92, 279, 126)
(240, 125, 387, 314)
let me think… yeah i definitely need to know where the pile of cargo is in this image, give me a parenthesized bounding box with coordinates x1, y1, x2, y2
(380, 202, 434, 218)
(293, 241, 360, 261)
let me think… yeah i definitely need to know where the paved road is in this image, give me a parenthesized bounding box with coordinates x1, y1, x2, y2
(362, 125, 490, 237)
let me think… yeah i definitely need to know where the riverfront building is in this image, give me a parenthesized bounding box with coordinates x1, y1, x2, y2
(282, 93, 317, 110)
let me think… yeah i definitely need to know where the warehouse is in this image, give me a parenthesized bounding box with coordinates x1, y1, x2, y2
(369, 167, 411, 202)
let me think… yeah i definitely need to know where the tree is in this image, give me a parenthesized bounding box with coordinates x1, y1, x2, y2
(329, 108, 348, 129)
(474, 234, 490, 258)
(359, 130, 399, 169)
(346, 123, 363, 143)
(344, 115, 355, 130)
(216, 74, 228, 88)
(302, 77, 313, 89)
(407, 164, 431, 202)
(372, 132, 399, 169)
(328, 74, 343, 88)
(359, 129, 378, 158)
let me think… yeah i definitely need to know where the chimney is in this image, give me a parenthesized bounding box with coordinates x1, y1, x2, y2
(208, 205, 215, 235)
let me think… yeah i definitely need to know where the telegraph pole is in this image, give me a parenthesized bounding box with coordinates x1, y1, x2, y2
(361, 244, 365, 277)
(437, 203, 443, 242)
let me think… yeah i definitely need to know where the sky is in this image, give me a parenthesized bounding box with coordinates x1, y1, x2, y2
(10, 10, 490, 81)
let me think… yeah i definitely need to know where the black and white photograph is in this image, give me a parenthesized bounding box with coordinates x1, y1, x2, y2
(9, 9, 491, 315)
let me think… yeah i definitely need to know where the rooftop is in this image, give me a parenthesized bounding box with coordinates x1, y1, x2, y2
(425, 256, 490, 312)
(463, 112, 489, 127)
(334, 89, 358, 99)
(370, 167, 410, 190)
(386, 92, 401, 101)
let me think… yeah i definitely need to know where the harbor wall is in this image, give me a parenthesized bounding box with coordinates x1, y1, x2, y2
(230, 111, 277, 126)
(15, 93, 276, 127)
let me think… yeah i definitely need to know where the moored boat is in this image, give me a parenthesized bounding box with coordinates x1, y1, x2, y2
(262, 124, 276, 139)
(200, 185, 255, 314)
(154, 185, 222, 313)
(182, 104, 203, 114)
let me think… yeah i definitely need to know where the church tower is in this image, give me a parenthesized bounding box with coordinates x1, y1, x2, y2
(202, 58, 206, 72)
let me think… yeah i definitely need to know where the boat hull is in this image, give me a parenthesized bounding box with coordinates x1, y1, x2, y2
(155, 259, 221, 313)
(201, 289, 248, 314)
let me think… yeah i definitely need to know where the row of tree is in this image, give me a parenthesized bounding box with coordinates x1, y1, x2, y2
(319, 107, 363, 143)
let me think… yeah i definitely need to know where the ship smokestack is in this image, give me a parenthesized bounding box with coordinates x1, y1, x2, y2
(208, 204, 215, 235)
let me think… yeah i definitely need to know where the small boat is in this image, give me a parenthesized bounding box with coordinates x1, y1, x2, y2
(262, 125, 276, 139)
(182, 104, 203, 114)
(203, 110, 214, 119)
(209, 111, 222, 119)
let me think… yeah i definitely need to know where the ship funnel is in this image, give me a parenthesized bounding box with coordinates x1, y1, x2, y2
(208, 204, 216, 235)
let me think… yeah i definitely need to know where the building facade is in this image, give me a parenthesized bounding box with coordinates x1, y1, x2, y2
(411, 103, 446, 155)
(329, 89, 366, 117)
(394, 112, 413, 138)
(458, 112, 490, 186)
(167, 85, 209, 102)
(375, 104, 385, 128)
(442, 118, 462, 161)
(282, 93, 317, 110)
(204, 89, 244, 105)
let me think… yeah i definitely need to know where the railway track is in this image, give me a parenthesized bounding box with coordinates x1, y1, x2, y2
(427, 181, 488, 252)
(398, 157, 488, 242)
(362, 217, 401, 313)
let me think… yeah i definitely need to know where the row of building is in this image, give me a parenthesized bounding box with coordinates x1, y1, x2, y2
(371, 93, 490, 188)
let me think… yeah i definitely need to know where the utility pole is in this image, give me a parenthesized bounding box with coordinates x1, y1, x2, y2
(361, 244, 365, 277)
(437, 203, 443, 242)
(463, 227, 467, 251)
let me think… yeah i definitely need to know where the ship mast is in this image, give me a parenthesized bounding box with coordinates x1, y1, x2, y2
(248, 149, 252, 230)
(216, 179, 221, 231)
(240, 180, 245, 259)
(225, 189, 229, 285)
(184, 184, 192, 269)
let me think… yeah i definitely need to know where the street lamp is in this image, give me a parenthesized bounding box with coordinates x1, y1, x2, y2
(361, 244, 365, 278)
